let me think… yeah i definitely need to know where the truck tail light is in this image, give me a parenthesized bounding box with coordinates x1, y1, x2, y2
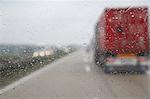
(107, 57, 115, 62)
(138, 57, 146, 62)
(138, 57, 149, 65)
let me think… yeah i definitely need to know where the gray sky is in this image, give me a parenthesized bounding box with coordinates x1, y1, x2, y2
(0, 0, 148, 46)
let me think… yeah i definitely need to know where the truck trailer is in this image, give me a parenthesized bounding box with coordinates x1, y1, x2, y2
(94, 7, 149, 73)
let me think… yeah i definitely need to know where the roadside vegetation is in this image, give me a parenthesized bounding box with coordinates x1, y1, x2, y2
(0, 44, 78, 88)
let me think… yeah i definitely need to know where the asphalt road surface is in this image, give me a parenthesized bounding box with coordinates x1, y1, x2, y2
(0, 49, 150, 99)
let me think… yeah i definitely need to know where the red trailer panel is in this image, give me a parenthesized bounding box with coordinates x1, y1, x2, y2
(99, 7, 149, 54)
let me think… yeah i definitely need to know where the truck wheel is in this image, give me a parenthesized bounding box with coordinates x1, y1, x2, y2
(103, 67, 116, 74)
(94, 54, 100, 65)
(94, 51, 106, 66)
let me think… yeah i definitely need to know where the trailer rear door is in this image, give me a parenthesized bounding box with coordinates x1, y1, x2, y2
(105, 7, 149, 54)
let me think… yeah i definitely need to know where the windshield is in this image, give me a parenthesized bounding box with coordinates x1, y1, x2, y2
(0, 0, 150, 99)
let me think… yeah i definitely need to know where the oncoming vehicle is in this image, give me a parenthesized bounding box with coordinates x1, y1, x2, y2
(94, 7, 149, 73)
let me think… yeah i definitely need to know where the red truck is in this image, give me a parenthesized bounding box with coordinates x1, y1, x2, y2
(94, 7, 149, 73)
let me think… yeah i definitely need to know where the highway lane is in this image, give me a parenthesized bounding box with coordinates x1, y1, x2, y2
(0, 49, 150, 99)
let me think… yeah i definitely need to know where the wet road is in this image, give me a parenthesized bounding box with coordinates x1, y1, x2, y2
(0, 49, 150, 99)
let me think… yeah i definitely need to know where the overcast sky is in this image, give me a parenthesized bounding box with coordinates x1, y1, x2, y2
(0, 0, 148, 46)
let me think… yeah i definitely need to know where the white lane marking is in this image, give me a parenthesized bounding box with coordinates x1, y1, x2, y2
(83, 52, 93, 63)
(85, 65, 91, 73)
(147, 70, 150, 75)
(0, 58, 65, 95)
(0, 50, 84, 94)
(0, 51, 80, 95)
